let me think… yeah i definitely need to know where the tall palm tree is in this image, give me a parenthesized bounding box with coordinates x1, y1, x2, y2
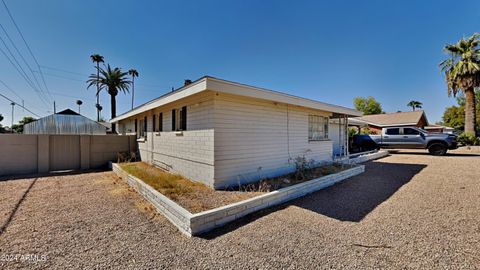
(128, 69, 139, 109)
(440, 33, 480, 135)
(407, 100, 423, 111)
(90, 54, 104, 121)
(87, 64, 131, 133)
(76, 100, 83, 113)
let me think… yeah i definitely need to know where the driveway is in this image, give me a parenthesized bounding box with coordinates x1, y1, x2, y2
(1, 150, 479, 269)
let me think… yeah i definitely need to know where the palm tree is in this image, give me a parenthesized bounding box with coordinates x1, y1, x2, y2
(90, 54, 104, 121)
(440, 33, 480, 136)
(128, 69, 139, 109)
(76, 100, 83, 113)
(407, 100, 423, 111)
(87, 64, 131, 133)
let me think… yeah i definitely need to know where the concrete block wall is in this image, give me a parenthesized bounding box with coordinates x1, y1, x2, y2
(139, 129, 215, 187)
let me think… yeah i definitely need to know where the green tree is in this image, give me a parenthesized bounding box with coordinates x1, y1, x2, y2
(128, 69, 139, 110)
(90, 54, 104, 121)
(407, 100, 423, 111)
(353, 96, 383, 115)
(11, 116, 36, 133)
(440, 33, 480, 135)
(87, 64, 131, 133)
(0, 114, 3, 122)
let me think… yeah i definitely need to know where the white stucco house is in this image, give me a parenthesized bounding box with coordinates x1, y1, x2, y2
(111, 76, 361, 189)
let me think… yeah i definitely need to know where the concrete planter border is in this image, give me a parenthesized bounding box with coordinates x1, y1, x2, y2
(111, 163, 365, 237)
(348, 150, 389, 164)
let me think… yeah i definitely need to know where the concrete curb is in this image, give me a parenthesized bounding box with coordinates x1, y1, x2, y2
(348, 150, 389, 164)
(112, 163, 365, 237)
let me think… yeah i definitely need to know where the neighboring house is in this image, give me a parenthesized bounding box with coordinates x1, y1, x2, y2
(111, 76, 361, 189)
(23, 109, 107, 135)
(424, 124, 455, 134)
(351, 110, 429, 134)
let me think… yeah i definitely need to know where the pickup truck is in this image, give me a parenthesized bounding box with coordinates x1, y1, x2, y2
(353, 127, 458, 156)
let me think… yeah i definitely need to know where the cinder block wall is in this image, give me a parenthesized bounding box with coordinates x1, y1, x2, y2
(139, 130, 215, 187)
(0, 134, 136, 176)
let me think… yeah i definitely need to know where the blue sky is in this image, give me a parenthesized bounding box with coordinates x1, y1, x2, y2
(0, 0, 479, 126)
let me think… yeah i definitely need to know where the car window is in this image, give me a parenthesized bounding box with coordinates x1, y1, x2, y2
(403, 128, 420, 135)
(385, 128, 400, 135)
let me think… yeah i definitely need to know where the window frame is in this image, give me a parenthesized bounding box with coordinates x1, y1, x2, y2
(308, 115, 329, 141)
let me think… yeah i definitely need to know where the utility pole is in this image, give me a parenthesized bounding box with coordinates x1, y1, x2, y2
(53, 101, 56, 114)
(10, 102, 15, 133)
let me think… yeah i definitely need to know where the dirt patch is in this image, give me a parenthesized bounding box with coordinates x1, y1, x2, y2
(120, 162, 262, 213)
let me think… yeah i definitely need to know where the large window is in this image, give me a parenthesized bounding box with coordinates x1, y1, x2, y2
(308, 115, 329, 141)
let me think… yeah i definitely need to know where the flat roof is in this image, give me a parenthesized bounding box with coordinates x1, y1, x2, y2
(110, 76, 362, 123)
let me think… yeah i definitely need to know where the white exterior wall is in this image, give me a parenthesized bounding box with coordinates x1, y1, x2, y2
(212, 93, 334, 188)
(115, 90, 340, 189)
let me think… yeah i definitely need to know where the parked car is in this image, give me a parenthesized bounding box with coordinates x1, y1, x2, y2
(353, 127, 458, 156)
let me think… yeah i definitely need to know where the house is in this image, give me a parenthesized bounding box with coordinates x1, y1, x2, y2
(424, 124, 455, 134)
(23, 109, 107, 135)
(351, 110, 429, 134)
(111, 76, 361, 189)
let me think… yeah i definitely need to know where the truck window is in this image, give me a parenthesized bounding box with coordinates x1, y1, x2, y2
(385, 128, 400, 135)
(403, 128, 420, 135)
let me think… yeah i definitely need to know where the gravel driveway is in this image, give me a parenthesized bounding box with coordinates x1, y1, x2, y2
(1, 150, 479, 269)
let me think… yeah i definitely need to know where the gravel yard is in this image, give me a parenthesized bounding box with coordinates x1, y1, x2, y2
(1, 150, 479, 269)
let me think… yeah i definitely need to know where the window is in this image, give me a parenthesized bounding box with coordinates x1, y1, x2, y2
(138, 118, 145, 138)
(159, 113, 163, 132)
(172, 106, 187, 131)
(134, 119, 138, 133)
(385, 128, 400, 135)
(153, 114, 156, 132)
(308, 115, 329, 141)
(403, 128, 420, 135)
(143, 116, 147, 132)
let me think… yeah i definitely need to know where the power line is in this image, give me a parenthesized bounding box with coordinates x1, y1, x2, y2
(0, 92, 41, 117)
(0, 45, 51, 107)
(40, 65, 88, 77)
(1, 0, 53, 102)
(40, 72, 85, 82)
(0, 78, 47, 113)
(0, 22, 46, 94)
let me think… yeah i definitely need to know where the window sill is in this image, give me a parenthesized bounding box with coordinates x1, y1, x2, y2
(308, 139, 331, 143)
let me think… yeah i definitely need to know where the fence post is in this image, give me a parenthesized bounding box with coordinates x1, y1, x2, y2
(37, 135, 50, 173)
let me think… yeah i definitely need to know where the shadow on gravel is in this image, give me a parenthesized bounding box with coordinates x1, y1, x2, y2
(0, 178, 38, 237)
(294, 161, 426, 222)
(389, 150, 480, 157)
(200, 161, 425, 239)
(0, 168, 109, 182)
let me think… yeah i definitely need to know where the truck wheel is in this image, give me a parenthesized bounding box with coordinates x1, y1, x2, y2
(428, 143, 447, 156)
